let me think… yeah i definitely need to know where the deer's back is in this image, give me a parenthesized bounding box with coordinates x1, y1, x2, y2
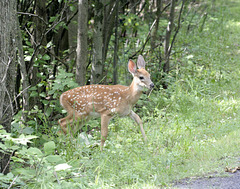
(60, 84, 131, 117)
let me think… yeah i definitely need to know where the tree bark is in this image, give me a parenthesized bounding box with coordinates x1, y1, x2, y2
(91, 0, 104, 84)
(30, 0, 48, 110)
(17, 20, 30, 122)
(101, 0, 118, 84)
(163, 0, 176, 74)
(68, 3, 78, 63)
(102, 0, 118, 65)
(113, 0, 119, 85)
(76, 0, 88, 86)
(0, 0, 17, 174)
(168, 0, 185, 54)
(151, 0, 162, 50)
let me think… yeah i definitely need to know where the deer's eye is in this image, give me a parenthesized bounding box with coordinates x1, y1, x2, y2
(139, 76, 144, 80)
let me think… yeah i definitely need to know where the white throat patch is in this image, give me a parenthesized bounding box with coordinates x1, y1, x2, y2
(133, 77, 145, 91)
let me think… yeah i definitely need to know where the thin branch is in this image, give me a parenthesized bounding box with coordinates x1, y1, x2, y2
(23, 0, 70, 75)
(66, 10, 78, 27)
(17, 11, 37, 17)
(42, 46, 69, 70)
(137, 1, 146, 16)
(130, 2, 172, 59)
(0, 57, 13, 84)
(161, 2, 171, 15)
(45, 16, 67, 35)
(25, 27, 37, 46)
(45, 1, 69, 35)
(168, 0, 186, 55)
(53, 171, 61, 185)
(130, 19, 157, 59)
(106, 1, 118, 27)
(2, 86, 31, 119)
(17, 11, 48, 25)
(2, 150, 15, 174)
(129, 0, 141, 14)
(8, 174, 19, 189)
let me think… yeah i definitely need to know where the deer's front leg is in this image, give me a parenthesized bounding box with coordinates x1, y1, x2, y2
(129, 110, 147, 141)
(100, 114, 112, 150)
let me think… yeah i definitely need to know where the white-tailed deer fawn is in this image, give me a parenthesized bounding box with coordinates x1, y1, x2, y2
(59, 55, 154, 149)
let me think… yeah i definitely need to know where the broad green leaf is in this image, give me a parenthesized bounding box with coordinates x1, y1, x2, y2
(14, 168, 36, 176)
(43, 54, 50, 60)
(70, 5, 76, 12)
(12, 156, 25, 163)
(44, 141, 55, 155)
(45, 155, 62, 163)
(39, 92, 46, 98)
(30, 91, 38, 97)
(27, 147, 42, 155)
(22, 127, 34, 135)
(29, 86, 37, 91)
(49, 16, 57, 23)
(45, 108, 52, 117)
(0, 143, 7, 150)
(42, 100, 49, 106)
(25, 41, 32, 46)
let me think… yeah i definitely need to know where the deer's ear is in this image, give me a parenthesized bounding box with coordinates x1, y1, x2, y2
(137, 55, 146, 69)
(128, 59, 137, 75)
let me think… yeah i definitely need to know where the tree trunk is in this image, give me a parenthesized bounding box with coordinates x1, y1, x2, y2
(113, 0, 119, 85)
(68, 3, 78, 63)
(76, 0, 88, 86)
(163, 0, 176, 74)
(103, 1, 118, 63)
(0, 0, 17, 174)
(29, 0, 48, 110)
(102, 0, 118, 83)
(52, 3, 69, 57)
(151, 0, 162, 50)
(17, 19, 30, 122)
(91, 0, 104, 84)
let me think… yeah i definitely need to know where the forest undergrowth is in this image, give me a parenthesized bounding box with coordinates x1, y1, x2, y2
(1, 0, 240, 188)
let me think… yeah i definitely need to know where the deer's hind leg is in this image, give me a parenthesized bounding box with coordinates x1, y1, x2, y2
(100, 115, 112, 150)
(58, 113, 74, 134)
(59, 110, 90, 135)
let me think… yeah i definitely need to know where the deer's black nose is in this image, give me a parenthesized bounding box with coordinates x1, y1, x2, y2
(150, 83, 154, 88)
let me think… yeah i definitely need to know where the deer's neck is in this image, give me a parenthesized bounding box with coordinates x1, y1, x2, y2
(126, 78, 143, 105)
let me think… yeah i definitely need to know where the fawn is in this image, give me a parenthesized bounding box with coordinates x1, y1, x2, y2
(58, 55, 154, 149)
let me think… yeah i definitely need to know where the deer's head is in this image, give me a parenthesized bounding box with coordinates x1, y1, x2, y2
(128, 55, 154, 91)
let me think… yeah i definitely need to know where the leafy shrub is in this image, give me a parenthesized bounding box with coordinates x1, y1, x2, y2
(0, 125, 96, 188)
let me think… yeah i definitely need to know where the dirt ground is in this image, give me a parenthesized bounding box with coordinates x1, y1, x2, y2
(174, 170, 240, 189)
